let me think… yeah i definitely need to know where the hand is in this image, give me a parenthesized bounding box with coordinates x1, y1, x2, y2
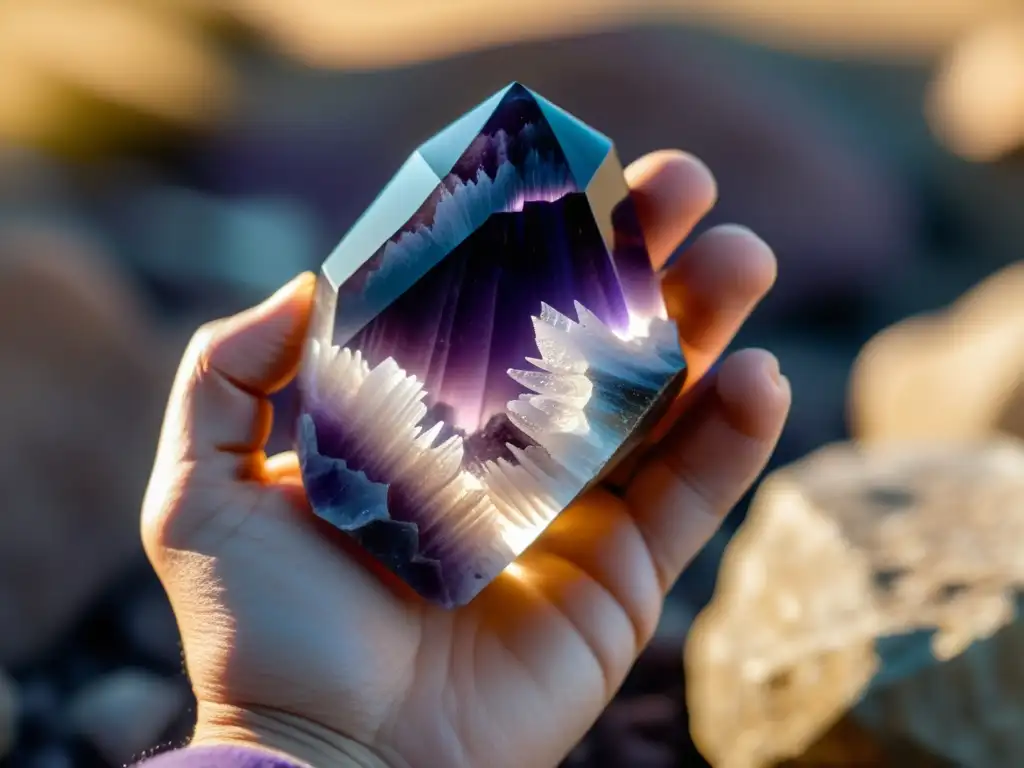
(142, 150, 789, 768)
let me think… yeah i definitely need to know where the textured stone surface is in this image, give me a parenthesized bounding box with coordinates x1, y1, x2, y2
(685, 440, 1024, 768)
(851, 261, 1024, 444)
(297, 82, 685, 607)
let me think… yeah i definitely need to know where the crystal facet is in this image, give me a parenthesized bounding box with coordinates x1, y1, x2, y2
(297, 83, 687, 607)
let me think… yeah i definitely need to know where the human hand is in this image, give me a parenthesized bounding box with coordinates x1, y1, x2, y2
(142, 150, 789, 768)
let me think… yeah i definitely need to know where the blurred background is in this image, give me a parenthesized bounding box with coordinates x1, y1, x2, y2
(0, 2, 1022, 766)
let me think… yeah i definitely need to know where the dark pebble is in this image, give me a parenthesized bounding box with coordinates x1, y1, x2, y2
(19, 743, 74, 768)
(17, 678, 63, 744)
(120, 587, 183, 672)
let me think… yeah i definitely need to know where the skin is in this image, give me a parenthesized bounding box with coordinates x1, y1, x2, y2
(141, 150, 789, 768)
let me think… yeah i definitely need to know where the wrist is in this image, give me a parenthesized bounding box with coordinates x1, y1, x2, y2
(192, 701, 399, 768)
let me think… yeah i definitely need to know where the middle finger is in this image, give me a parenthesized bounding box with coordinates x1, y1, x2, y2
(662, 224, 778, 389)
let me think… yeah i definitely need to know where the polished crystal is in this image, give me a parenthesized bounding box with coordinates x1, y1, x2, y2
(297, 83, 687, 607)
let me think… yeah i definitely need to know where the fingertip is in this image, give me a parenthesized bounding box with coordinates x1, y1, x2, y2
(620, 348, 789, 592)
(660, 225, 778, 380)
(697, 224, 778, 290)
(663, 224, 778, 308)
(217, 271, 317, 394)
(626, 149, 717, 199)
(625, 150, 718, 268)
(264, 270, 317, 315)
(715, 349, 791, 439)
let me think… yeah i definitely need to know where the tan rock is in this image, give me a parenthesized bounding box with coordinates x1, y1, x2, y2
(926, 13, 1024, 161)
(0, 0, 232, 153)
(68, 669, 188, 765)
(685, 440, 1024, 768)
(0, 667, 17, 760)
(850, 261, 1024, 444)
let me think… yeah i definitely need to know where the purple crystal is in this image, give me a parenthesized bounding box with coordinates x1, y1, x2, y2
(297, 83, 687, 608)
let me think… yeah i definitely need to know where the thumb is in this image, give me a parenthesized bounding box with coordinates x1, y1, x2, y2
(154, 272, 316, 475)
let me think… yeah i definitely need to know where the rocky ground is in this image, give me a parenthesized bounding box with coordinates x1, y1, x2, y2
(1, 564, 191, 768)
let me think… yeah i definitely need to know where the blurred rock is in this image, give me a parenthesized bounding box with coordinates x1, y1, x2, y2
(685, 440, 1024, 768)
(0, 228, 175, 664)
(226, 0, 1000, 68)
(17, 675, 62, 741)
(125, 184, 320, 304)
(121, 583, 182, 670)
(22, 743, 75, 768)
(927, 13, 1024, 162)
(851, 261, 1024, 444)
(67, 669, 187, 766)
(0, 667, 18, 759)
(0, 150, 74, 209)
(0, 0, 233, 155)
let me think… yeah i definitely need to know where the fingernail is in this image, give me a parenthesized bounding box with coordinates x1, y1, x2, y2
(713, 223, 759, 241)
(287, 271, 316, 291)
(763, 354, 782, 387)
(266, 272, 315, 303)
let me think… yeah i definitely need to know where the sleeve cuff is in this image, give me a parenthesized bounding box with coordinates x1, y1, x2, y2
(135, 745, 305, 768)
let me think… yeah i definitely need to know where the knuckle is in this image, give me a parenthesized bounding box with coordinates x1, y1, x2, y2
(140, 462, 191, 558)
(141, 459, 210, 558)
(185, 321, 224, 380)
(190, 321, 221, 358)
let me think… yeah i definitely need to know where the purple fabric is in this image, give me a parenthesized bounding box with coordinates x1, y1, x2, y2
(136, 745, 304, 768)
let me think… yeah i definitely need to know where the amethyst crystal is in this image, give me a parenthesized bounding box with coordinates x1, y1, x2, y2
(297, 83, 687, 607)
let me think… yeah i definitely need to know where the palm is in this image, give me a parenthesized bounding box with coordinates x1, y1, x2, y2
(177, 471, 655, 767)
(144, 151, 789, 768)
(384, 488, 661, 768)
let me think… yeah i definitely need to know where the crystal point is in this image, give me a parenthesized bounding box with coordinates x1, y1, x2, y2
(297, 83, 687, 608)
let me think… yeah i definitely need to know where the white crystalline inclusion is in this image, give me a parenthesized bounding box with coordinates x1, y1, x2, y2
(488, 302, 683, 551)
(303, 295, 681, 562)
(305, 339, 521, 560)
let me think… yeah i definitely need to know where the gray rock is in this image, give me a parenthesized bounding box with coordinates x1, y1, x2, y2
(23, 744, 74, 768)
(67, 669, 188, 766)
(122, 587, 183, 669)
